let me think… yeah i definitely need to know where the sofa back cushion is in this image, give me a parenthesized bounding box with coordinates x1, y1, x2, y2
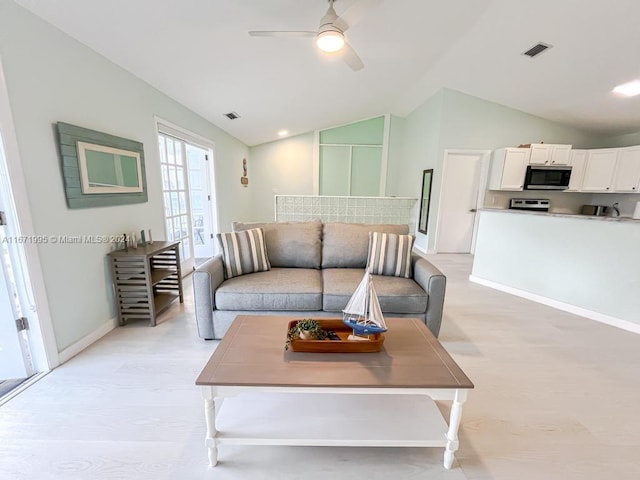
(232, 219, 322, 268)
(216, 228, 271, 279)
(321, 222, 410, 268)
(367, 232, 415, 278)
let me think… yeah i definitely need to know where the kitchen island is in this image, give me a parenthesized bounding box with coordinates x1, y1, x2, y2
(470, 209, 640, 333)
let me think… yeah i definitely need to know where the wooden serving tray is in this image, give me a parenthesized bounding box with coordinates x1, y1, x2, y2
(287, 319, 385, 353)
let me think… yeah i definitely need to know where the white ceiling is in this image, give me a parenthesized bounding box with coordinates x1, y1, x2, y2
(13, 0, 640, 146)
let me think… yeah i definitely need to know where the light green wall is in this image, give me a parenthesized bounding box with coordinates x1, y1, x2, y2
(248, 132, 315, 221)
(473, 211, 640, 325)
(396, 88, 612, 251)
(319, 116, 384, 145)
(386, 91, 444, 251)
(0, 0, 249, 353)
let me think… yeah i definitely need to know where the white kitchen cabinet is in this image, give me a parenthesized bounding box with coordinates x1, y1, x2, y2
(581, 149, 618, 192)
(612, 146, 640, 192)
(488, 148, 530, 191)
(529, 144, 572, 166)
(566, 149, 587, 192)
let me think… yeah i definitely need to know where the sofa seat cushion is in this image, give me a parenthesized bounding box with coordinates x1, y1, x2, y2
(215, 268, 322, 311)
(322, 268, 427, 314)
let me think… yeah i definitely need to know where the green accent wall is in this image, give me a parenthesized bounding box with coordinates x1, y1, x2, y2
(319, 116, 384, 145)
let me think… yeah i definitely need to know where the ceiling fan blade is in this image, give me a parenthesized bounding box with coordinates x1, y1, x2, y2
(341, 42, 364, 71)
(335, 0, 384, 31)
(249, 31, 316, 37)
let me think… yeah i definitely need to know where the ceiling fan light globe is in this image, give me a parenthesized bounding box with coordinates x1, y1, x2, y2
(316, 30, 345, 53)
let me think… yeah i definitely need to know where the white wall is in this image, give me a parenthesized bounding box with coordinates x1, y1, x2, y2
(0, 0, 249, 354)
(247, 132, 315, 222)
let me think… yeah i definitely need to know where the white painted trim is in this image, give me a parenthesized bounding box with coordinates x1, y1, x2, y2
(380, 113, 390, 195)
(0, 56, 59, 370)
(0, 371, 48, 406)
(469, 275, 640, 335)
(154, 116, 217, 150)
(312, 130, 320, 195)
(57, 317, 119, 364)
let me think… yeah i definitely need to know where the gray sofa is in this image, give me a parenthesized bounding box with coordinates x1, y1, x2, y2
(193, 220, 446, 340)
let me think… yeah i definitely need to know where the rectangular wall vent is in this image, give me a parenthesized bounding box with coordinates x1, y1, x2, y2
(522, 42, 553, 58)
(224, 112, 240, 120)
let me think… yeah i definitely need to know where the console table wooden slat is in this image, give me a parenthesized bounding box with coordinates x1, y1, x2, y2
(108, 240, 183, 326)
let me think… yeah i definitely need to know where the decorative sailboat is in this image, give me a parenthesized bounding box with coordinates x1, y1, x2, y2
(342, 270, 387, 336)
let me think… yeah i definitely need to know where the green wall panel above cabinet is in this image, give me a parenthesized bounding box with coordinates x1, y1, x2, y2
(320, 116, 384, 145)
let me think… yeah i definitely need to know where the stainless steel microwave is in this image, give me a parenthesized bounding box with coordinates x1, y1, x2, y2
(524, 165, 572, 190)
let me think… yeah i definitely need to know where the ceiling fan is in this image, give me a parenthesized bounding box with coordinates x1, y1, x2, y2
(248, 0, 383, 71)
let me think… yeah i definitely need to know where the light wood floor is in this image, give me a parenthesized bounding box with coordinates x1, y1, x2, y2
(1, 254, 639, 479)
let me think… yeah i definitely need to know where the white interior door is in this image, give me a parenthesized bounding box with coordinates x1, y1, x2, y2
(435, 151, 488, 253)
(0, 223, 29, 379)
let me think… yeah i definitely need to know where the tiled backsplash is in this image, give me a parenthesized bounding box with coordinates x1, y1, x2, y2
(275, 195, 418, 229)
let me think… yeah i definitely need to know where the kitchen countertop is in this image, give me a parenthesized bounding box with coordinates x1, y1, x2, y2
(479, 208, 640, 223)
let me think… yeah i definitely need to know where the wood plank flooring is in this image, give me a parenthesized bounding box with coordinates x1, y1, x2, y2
(0, 254, 639, 479)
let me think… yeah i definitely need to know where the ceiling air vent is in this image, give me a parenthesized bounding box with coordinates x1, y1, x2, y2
(224, 111, 240, 120)
(522, 42, 553, 58)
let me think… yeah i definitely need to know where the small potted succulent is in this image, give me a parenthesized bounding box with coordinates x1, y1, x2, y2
(285, 318, 327, 350)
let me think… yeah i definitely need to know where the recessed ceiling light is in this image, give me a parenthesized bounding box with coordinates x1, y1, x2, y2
(277, 130, 289, 137)
(613, 80, 640, 97)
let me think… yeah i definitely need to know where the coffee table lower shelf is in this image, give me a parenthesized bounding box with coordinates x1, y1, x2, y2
(201, 387, 468, 469)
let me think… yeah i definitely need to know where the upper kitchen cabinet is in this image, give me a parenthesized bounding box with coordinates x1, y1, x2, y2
(528, 144, 572, 166)
(488, 148, 530, 191)
(581, 148, 618, 192)
(567, 149, 587, 192)
(612, 146, 640, 192)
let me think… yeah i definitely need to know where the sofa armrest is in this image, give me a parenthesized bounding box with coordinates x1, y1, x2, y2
(412, 253, 446, 337)
(193, 254, 225, 339)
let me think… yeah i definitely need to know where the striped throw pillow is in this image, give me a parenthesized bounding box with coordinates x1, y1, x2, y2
(366, 232, 414, 278)
(217, 228, 271, 279)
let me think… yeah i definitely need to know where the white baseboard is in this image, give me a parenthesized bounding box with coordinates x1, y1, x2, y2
(469, 275, 640, 335)
(57, 317, 118, 364)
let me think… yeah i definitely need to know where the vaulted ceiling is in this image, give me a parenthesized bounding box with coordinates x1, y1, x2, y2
(14, 0, 640, 146)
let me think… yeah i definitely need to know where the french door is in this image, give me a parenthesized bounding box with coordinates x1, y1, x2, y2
(0, 139, 34, 380)
(158, 133, 216, 273)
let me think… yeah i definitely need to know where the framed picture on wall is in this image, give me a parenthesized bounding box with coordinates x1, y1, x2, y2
(77, 142, 144, 194)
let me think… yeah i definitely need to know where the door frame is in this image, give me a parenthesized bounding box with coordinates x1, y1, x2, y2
(154, 117, 219, 266)
(0, 58, 58, 372)
(433, 149, 491, 254)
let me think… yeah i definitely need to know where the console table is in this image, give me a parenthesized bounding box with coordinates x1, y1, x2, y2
(108, 240, 183, 326)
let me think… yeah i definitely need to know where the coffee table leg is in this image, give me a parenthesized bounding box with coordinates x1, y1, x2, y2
(444, 389, 468, 469)
(202, 387, 218, 467)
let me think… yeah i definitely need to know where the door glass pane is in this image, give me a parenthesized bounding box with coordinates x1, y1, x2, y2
(163, 192, 172, 217)
(176, 166, 185, 190)
(169, 166, 177, 190)
(166, 219, 173, 241)
(158, 137, 166, 163)
(166, 138, 175, 164)
(171, 192, 178, 216)
(175, 141, 183, 165)
(161, 165, 169, 190)
(178, 192, 187, 215)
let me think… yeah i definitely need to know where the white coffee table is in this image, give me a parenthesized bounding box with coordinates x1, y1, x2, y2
(195, 315, 474, 469)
